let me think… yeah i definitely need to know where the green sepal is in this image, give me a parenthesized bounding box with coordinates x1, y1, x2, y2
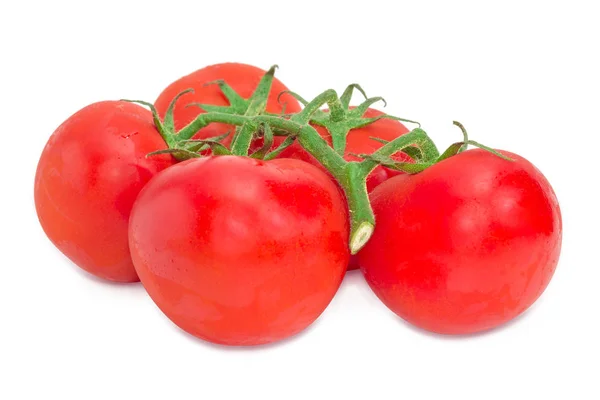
(264, 136, 296, 161)
(250, 124, 275, 159)
(186, 103, 233, 114)
(295, 84, 421, 157)
(203, 80, 247, 111)
(179, 138, 232, 156)
(359, 153, 432, 174)
(436, 142, 464, 163)
(146, 148, 202, 159)
(163, 89, 194, 133)
(368, 137, 423, 161)
(340, 84, 368, 108)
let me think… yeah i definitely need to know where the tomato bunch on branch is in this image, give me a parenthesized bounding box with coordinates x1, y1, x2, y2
(35, 63, 562, 345)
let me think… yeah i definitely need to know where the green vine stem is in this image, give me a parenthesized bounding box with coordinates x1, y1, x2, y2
(359, 121, 513, 174)
(126, 78, 437, 253)
(170, 108, 508, 253)
(173, 97, 437, 253)
(126, 67, 505, 254)
(123, 65, 282, 161)
(279, 84, 420, 157)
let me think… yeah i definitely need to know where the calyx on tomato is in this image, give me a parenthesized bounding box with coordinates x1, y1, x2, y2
(124, 65, 290, 160)
(279, 84, 419, 157)
(357, 121, 512, 174)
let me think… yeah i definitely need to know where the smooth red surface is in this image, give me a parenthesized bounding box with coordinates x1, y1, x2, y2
(129, 156, 350, 346)
(154, 62, 302, 145)
(34, 101, 174, 282)
(358, 149, 562, 334)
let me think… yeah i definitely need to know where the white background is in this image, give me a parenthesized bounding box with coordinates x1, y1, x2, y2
(1, 1, 599, 399)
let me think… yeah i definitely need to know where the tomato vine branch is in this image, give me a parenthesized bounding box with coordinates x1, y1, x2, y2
(172, 101, 437, 253)
(127, 69, 506, 254)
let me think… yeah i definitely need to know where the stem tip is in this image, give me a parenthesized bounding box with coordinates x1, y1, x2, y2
(350, 222, 374, 254)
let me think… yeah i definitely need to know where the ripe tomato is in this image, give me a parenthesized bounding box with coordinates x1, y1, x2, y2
(274, 108, 411, 270)
(154, 62, 302, 144)
(35, 101, 175, 282)
(358, 149, 562, 334)
(129, 156, 350, 346)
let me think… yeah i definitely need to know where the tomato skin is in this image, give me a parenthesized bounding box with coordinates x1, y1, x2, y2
(129, 156, 350, 345)
(154, 63, 302, 145)
(358, 149, 562, 334)
(34, 101, 175, 282)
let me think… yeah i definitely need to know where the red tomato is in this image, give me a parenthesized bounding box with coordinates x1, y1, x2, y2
(35, 101, 175, 282)
(129, 156, 350, 345)
(275, 108, 410, 270)
(358, 149, 562, 334)
(154, 62, 302, 145)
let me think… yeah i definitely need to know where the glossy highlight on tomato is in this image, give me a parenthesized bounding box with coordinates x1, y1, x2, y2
(35, 101, 175, 282)
(358, 149, 562, 334)
(129, 156, 350, 345)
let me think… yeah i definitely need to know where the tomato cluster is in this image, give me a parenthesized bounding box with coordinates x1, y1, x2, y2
(34, 62, 562, 345)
